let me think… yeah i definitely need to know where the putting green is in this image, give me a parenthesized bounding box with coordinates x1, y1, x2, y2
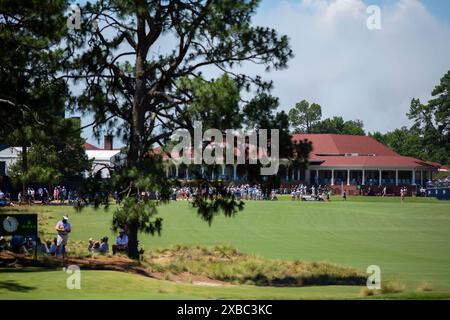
(1, 196, 449, 299)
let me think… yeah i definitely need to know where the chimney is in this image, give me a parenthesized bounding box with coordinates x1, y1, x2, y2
(104, 135, 113, 150)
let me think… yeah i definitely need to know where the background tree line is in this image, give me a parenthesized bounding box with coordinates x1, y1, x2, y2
(0, 0, 90, 193)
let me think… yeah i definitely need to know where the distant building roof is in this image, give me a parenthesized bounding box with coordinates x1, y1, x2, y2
(83, 142, 101, 150)
(423, 161, 450, 171)
(293, 134, 442, 169)
(0, 146, 22, 155)
(152, 133, 444, 170)
(85, 149, 121, 161)
(292, 134, 398, 156)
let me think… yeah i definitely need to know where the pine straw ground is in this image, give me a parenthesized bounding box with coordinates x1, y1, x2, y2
(0, 244, 366, 287)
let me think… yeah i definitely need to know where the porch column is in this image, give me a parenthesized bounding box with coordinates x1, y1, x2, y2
(395, 170, 398, 186)
(379, 170, 382, 186)
(221, 165, 225, 176)
(331, 169, 334, 185)
(285, 166, 289, 181)
(362, 170, 365, 185)
(165, 167, 169, 178)
(175, 165, 179, 178)
(233, 165, 237, 181)
(298, 168, 301, 181)
(305, 169, 311, 184)
(186, 168, 189, 180)
(347, 169, 350, 185)
(292, 167, 295, 181)
(412, 169, 415, 185)
(420, 170, 423, 186)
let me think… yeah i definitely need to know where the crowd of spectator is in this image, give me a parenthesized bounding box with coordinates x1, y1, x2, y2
(0, 186, 78, 206)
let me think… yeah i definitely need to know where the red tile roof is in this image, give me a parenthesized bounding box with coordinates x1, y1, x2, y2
(423, 161, 450, 171)
(83, 142, 101, 150)
(293, 134, 439, 169)
(153, 133, 443, 170)
(292, 134, 398, 156)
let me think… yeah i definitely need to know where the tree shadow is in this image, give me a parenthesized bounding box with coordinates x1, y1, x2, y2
(0, 280, 36, 292)
(0, 267, 57, 273)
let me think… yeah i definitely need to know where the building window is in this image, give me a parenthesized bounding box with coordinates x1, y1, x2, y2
(0, 161, 5, 176)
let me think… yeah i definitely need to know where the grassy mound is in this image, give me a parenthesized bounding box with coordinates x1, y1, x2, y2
(147, 244, 366, 287)
(0, 244, 365, 288)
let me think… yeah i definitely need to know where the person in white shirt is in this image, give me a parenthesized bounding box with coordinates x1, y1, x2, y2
(112, 229, 128, 255)
(55, 215, 71, 259)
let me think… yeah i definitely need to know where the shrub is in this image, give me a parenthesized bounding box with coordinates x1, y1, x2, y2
(381, 280, 406, 294)
(416, 281, 434, 292)
(359, 287, 376, 297)
(144, 244, 366, 287)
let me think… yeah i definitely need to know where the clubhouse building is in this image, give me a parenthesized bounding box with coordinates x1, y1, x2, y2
(161, 134, 448, 193)
(1, 134, 448, 195)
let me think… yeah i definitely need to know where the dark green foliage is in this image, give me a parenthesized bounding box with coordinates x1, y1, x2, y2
(179, 74, 242, 132)
(8, 118, 91, 186)
(311, 117, 365, 135)
(8, 145, 62, 186)
(288, 100, 322, 133)
(369, 127, 422, 158)
(0, 0, 89, 188)
(407, 71, 450, 165)
(288, 100, 365, 135)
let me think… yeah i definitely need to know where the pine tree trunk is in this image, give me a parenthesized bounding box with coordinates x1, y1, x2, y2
(127, 220, 139, 259)
(126, 12, 147, 260)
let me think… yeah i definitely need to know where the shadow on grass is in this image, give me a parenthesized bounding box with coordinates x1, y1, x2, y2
(235, 273, 366, 287)
(0, 280, 36, 292)
(0, 267, 58, 273)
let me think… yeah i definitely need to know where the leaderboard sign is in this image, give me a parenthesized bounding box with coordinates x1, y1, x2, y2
(0, 214, 38, 237)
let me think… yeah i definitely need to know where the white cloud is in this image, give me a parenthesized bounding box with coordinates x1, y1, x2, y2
(247, 0, 450, 132)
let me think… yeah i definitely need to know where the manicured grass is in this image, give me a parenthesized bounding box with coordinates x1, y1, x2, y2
(1, 196, 449, 299)
(0, 268, 364, 300)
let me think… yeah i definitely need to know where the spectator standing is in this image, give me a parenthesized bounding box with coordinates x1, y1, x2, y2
(55, 215, 71, 259)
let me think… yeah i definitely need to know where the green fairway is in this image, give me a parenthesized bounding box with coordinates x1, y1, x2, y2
(1, 196, 450, 299)
(0, 268, 366, 300)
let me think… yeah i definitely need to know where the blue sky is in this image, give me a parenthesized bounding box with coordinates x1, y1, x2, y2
(75, 0, 450, 147)
(381, 0, 450, 22)
(260, 0, 450, 22)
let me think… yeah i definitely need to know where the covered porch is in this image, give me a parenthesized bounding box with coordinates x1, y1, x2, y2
(308, 167, 433, 186)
